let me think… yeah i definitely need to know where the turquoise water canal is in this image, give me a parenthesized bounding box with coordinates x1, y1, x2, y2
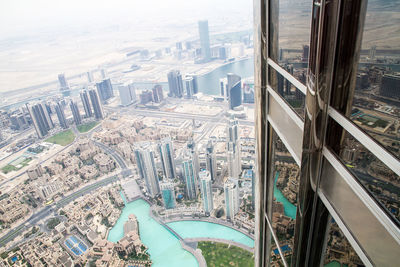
(273, 171, 297, 219)
(108, 197, 255, 267)
(167, 221, 254, 248)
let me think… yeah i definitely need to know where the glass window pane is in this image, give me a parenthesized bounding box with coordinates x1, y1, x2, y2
(328, 119, 400, 225)
(322, 217, 365, 267)
(346, 0, 400, 160)
(268, 68, 306, 120)
(270, 130, 299, 263)
(273, 0, 312, 80)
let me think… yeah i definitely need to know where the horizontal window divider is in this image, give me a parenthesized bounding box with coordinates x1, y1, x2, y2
(318, 191, 373, 267)
(267, 117, 302, 167)
(322, 147, 400, 243)
(328, 106, 400, 177)
(267, 85, 305, 129)
(264, 213, 289, 267)
(267, 58, 307, 95)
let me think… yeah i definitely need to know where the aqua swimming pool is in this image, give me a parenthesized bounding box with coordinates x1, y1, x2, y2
(64, 235, 87, 256)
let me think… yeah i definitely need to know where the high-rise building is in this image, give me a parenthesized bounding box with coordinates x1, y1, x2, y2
(187, 139, 199, 175)
(80, 90, 93, 118)
(160, 182, 176, 209)
(199, 170, 213, 215)
(135, 144, 160, 197)
(96, 78, 114, 102)
(100, 68, 107, 79)
(227, 118, 239, 143)
(191, 75, 199, 94)
(69, 101, 82, 125)
(9, 113, 28, 131)
(140, 90, 153, 104)
(58, 73, 69, 91)
(167, 70, 184, 98)
(243, 82, 255, 103)
(224, 177, 240, 220)
(220, 78, 228, 100)
(185, 41, 192, 50)
(26, 103, 54, 138)
(158, 137, 176, 180)
(54, 102, 68, 129)
(198, 20, 211, 62)
(219, 46, 227, 60)
(118, 83, 136, 106)
(205, 140, 217, 181)
(227, 142, 241, 178)
(227, 73, 242, 109)
(380, 74, 400, 99)
(176, 42, 182, 50)
(88, 89, 104, 120)
(250, 167, 255, 210)
(227, 118, 241, 178)
(184, 76, 194, 98)
(182, 149, 198, 200)
(86, 71, 94, 83)
(152, 84, 164, 103)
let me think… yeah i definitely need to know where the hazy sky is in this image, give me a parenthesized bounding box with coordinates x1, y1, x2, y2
(0, 0, 253, 39)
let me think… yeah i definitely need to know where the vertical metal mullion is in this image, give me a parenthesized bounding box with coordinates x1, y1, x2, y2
(293, 0, 341, 266)
(254, 0, 268, 265)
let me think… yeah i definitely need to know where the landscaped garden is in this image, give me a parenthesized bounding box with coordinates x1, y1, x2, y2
(45, 130, 75, 146)
(77, 121, 99, 133)
(1, 156, 32, 174)
(198, 241, 254, 267)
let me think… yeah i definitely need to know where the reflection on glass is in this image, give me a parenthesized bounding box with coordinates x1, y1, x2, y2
(270, 132, 300, 265)
(331, 119, 400, 225)
(323, 218, 365, 267)
(335, 129, 400, 224)
(269, 69, 306, 120)
(277, 0, 311, 81)
(349, 0, 400, 159)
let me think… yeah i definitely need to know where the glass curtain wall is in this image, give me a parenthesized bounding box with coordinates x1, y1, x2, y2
(254, 0, 400, 266)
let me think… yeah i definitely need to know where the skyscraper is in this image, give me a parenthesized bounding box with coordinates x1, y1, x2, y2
(227, 142, 241, 178)
(184, 76, 194, 98)
(80, 90, 92, 118)
(58, 73, 69, 91)
(224, 177, 240, 220)
(248, 166, 255, 210)
(100, 68, 107, 79)
(227, 118, 241, 178)
(182, 149, 198, 200)
(206, 140, 217, 181)
(192, 75, 199, 94)
(198, 20, 211, 62)
(167, 70, 184, 98)
(135, 144, 160, 197)
(86, 71, 94, 83)
(199, 170, 213, 215)
(88, 89, 104, 120)
(227, 118, 239, 143)
(158, 137, 176, 180)
(160, 182, 176, 209)
(96, 78, 114, 102)
(220, 78, 228, 100)
(69, 101, 82, 125)
(227, 73, 242, 109)
(152, 84, 164, 103)
(118, 83, 136, 106)
(26, 103, 54, 138)
(54, 102, 68, 129)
